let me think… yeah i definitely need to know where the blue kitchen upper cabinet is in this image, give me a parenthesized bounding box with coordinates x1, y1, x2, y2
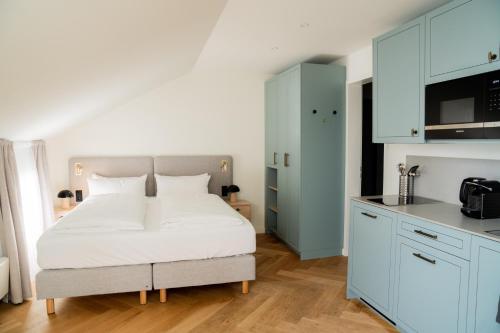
(347, 202, 397, 319)
(467, 236, 500, 333)
(373, 17, 425, 143)
(426, 0, 500, 84)
(394, 236, 469, 333)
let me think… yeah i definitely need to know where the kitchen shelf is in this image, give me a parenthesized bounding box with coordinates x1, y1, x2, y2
(269, 206, 278, 213)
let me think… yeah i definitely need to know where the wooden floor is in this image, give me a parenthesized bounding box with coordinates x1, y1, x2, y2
(0, 234, 397, 333)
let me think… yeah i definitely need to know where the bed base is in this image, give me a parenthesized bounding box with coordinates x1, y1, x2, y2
(36, 264, 152, 315)
(36, 255, 255, 315)
(152, 254, 255, 301)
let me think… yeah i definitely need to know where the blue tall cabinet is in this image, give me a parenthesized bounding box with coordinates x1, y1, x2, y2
(265, 63, 346, 260)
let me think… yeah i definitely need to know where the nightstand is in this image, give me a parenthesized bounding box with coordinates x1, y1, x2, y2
(54, 205, 76, 221)
(225, 199, 251, 221)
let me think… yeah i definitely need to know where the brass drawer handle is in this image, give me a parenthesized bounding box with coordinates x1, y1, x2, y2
(414, 229, 438, 240)
(413, 253, 436, 265)
(361, 212, 377, 219)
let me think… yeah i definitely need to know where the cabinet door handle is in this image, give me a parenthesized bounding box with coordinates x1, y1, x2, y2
(488, 51, 498, 63)
(413, 253, 436, 265)
(414, 229, 438, 240)
(273, 152, 277, 165)
(361, 212, 377, 219)
(236, 208, 240, 212)
(411, 128, 418, 136)
(284, 153, 289, 167)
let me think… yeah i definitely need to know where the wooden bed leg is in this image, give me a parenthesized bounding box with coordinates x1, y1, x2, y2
(159, 289, 167, 303)
(242, 281, 249, 294)
(139, 290, 147, 305)
(46, 299, 55, 315)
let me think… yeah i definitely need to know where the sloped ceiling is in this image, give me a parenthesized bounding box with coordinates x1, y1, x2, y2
(0, 0, 227, 140)
(1, 0, 448, 140)
(196, 0, 449, 73)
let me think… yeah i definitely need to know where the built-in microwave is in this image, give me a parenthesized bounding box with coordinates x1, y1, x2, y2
(425, 69, 500, 139)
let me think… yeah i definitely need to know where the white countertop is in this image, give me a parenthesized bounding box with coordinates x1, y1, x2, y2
(352, 196, 500, 242)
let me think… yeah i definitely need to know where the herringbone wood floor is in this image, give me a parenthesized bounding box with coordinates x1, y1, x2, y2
(0, 234, 397, 333)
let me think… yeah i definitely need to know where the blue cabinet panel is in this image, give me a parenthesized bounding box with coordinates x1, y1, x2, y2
(348, 202, 397, 317)
(426, 0, 500, 84)
(265, 78, 279, 167)
(467, 236, 500, 333)
(395, 236, 469, 333)
(373, 17, 425, 143)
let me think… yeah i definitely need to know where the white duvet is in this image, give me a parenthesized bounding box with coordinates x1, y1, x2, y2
(37, 194, 256, 269)
(160, 194, 244, 228)
(53, 194, 147, 233)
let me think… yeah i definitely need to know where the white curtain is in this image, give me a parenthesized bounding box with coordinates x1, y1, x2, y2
(32, 141, 54, 230)
(14, 142, 50, 279)
(0, 139, 32, 304)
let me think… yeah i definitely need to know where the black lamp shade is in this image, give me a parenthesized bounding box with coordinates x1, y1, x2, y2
(57, 190, 74, 198)
(227, 185, 240, 193)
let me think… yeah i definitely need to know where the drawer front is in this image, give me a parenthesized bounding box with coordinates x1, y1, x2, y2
(395, 236, 469, 333)
(233, 205, 251, 221)
(398, 214, 471, 259)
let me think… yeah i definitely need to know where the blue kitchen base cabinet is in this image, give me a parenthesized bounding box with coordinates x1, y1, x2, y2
(347, 202, 397, 319)
(394, 236, 469, 333)
(348, 199, 500, 333)
(467, 236, 500, 333)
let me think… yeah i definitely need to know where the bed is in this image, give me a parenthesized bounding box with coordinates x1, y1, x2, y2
(35, 156, 256, 315)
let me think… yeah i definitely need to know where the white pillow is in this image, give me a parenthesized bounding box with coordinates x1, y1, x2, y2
(155, 173, 211, 196)
(88, 174, 147, 196)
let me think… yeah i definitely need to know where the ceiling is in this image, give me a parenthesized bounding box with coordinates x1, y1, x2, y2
(0, 0, 227, 140)
(196, 0, 449, 73)
(0, 0, 448, 140)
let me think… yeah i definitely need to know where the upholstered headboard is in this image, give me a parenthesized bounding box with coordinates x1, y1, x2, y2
(69, 157, 155, 198)
(68, 155, 233, 199)
(153, 156, 233, 196)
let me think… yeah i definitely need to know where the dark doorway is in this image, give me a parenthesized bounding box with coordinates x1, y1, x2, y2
(361, 82, 384, 196)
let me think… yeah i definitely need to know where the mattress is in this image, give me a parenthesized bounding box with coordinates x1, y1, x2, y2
(37, 197, 256, 269)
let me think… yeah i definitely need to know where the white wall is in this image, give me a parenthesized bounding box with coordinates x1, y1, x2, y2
(45, 69, 270, 233)
(337, 44, 500, 254)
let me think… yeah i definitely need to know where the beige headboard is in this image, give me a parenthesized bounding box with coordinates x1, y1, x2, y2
(153, 156, 233, 196)
(69, 157, 155, 198)
(68, 155, 233, 199)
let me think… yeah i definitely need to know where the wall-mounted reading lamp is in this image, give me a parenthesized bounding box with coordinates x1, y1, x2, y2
(74, 163, 83, 176)
(220, 160, 229, 173)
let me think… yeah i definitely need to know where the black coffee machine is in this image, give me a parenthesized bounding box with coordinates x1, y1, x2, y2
(460, 177, 500, 219)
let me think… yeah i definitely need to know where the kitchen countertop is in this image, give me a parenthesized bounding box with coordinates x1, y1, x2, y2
(352, 195, 500, 242)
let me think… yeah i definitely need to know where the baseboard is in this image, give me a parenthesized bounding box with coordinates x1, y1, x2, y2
(300, 247, 343, 260)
